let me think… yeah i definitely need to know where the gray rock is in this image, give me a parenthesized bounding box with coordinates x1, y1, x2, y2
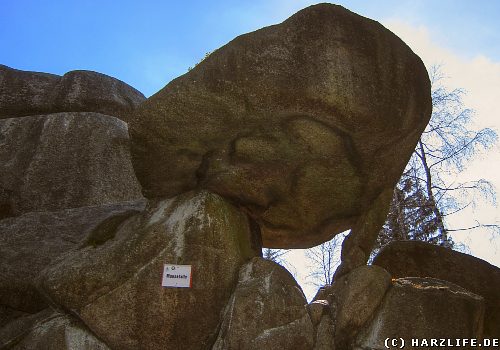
(0, 64, 145, 121)
(355, 277, 485, 349)
(314, 314, 336, 350)
(1, 310, 110, 350)
(129, 3, 431, 260)
(0, 112, 143, 218)
(0, 201, 145, 316)
(373, 240, 500, 338)
(39, 191, 260, 350)
(307, 300, 329, 327)
(1, 308, 54, 347)
(316, 265, 392, 349)
(212, 257, 314, 350)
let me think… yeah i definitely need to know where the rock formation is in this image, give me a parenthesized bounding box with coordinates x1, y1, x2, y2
(355, 277, 485, 349)
(0, 65, 145, 121)
(373, 240, 500, 338)
(213, 257, 314, 350)
(129, 3, 432, 278)
(0, 201, 144, 320)
(0, 113, 143, 218)
(38, 191, 260, 350)
(1, 3, 496, 350)
(1, 311, 110, 350)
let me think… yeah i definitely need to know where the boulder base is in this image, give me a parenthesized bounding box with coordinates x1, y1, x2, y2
(39, 191, 260, 350)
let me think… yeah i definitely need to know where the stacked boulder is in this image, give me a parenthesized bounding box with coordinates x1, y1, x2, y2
(0, 66, 147, 348)
(1, 3, 496, 350)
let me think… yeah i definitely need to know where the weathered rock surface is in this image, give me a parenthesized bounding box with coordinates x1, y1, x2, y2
(130, 3, 431, 250)
(1, 310, 110, 350)
(314, 313, 336, 350)
(0, 64, 145, 120)
(0, 201, 145, 317)
(0, 112, 143, 218)
(212, 257, 314, 350)
(38, 191, 260, 350)
(373, 240, 500, 337)
(307, 300, 336, 350)
(354, 277, 485, 349)
(315, 265, 392, 349)
(1, 308, 54, 348)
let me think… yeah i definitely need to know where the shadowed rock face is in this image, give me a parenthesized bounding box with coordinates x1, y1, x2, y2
(0, 65, 145, 121)
(129, 3, 431, 249)
(0, 201, 145, 317)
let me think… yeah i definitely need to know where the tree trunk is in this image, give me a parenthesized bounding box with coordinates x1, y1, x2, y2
(418, 140, 448, 245)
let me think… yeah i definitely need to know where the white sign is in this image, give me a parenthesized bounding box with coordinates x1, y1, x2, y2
(161, 264, 192, 288)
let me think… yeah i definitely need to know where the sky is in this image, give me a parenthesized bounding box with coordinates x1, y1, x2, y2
(2, 1, 500, 300)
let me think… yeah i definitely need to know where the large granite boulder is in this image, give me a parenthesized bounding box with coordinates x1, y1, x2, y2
(373, 240, 500, 338)
(212, 257, 314, 350)
(38, 191, 260, 350)
(354, 277, 485, 349)
(0, 64, 145, 120)
(0, 112, 143, 218)
(0, 201, 145, 318)
(129, 3, 431, 260)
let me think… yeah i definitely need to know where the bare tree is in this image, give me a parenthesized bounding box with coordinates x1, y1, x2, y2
(262, 248, 289, 264)
(262, 248, 297, 276)
(375, 65, 498, 254)
(305, 233, 347, 287)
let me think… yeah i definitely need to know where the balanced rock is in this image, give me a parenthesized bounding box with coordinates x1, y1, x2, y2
(39, 191, 260, 350)
(0, 201, 145, 318)
(0, 112, 143, 218)
(354, 277, 485, 349)
(373, 240, 500, 337)
(213, 257, 314, 350)
(0, 64, 145, 120)
(129, 3, 431, 256)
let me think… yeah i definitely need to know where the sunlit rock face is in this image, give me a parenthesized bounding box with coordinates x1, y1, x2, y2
(0, 65, 146, 121)
(38, 191, 260, 350)
(373, 240, 500, 338)
(129, 3, 431, 249)
(0, 113, 143, 218)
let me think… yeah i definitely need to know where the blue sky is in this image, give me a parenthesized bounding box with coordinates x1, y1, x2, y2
(2, 1, 500, 299)
(2, 1, 500, 96)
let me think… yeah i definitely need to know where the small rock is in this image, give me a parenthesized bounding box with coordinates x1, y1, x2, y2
(355, 277, 485, 349)
(319, 265, 392, 349)
(213, 257, 314, 350)
(307, 300, 330, 326)
(373, 240, 500, 337)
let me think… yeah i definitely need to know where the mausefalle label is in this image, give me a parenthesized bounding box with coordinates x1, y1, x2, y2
(161, 264, 192, 288)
